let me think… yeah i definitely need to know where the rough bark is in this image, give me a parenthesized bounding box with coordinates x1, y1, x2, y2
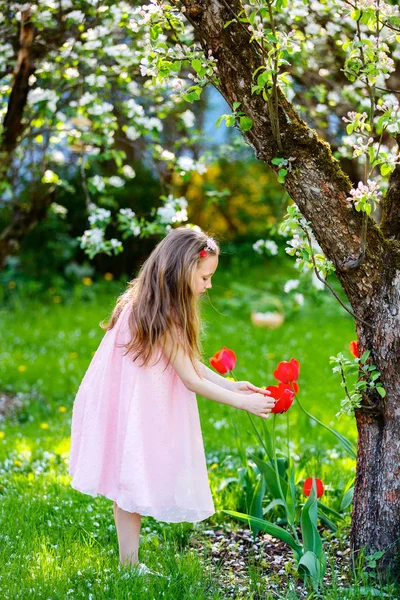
(180, 0, 400, 577)
(1, 8, 34, 161)
(380, 159, 400, 241)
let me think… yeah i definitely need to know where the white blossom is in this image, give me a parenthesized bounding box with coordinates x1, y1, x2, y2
(180, 110, 196, 128)
(108, 176, 124, 188)
(122, 165, 136, 178)
(125, 126, 140, 141)
(284, 279, 300, 293)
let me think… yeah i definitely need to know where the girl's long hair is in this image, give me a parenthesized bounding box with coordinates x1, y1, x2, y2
(100, 227, 219, 373)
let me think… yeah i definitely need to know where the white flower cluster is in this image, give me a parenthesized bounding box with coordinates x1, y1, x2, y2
(347, 180, 383, 213)
(176, 156, 207, 174)
(118, 208, 141, 236)
(88, 208, 111, 226)
(283, 279, 300, 293)
(27, 88, 58, 112)
(357, 0, 399, 17)
(253, 239, 279, 256)
(157, 195, 188, 224)
(80, 227, 105, 249)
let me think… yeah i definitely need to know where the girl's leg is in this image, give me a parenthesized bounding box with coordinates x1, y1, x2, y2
(113, 500, 142, 566)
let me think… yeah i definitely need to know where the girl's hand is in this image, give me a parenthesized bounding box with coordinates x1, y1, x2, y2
(233, 380, 270, 396)
(242, 392, 276, 419)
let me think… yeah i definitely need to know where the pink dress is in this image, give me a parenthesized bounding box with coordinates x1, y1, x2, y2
(68, 301, 215, 523)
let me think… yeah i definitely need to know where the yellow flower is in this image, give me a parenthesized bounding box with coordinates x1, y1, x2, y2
(53, 296, 62, 303)
(69, 352, 78, 359)
(104, 272, 114, 281)
(40, 423, 49, 430)
(58, 406, 67, 413)
(0, 431, 5, 439)
(14, 460, 22, 467)
(18, 365, 27, 372)
(8, 281, 16, 289)
(82, 277, 93, 286)
(210, 463, 219, 470)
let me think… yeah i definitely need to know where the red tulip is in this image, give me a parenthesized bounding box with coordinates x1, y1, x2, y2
(267, 382, 294, 414)
(273, 358, 300, 386)
(209, 347, 236, 374)
(303, 477, 324, 498)
(349, 340, 359, 358)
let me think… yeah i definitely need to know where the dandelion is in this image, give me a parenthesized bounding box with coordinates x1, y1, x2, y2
(40, 423, 49, 430)
(0, 432, 5, 439)
(59, 406, 67, 413)
(18, 365, 27, 372)
(104, 272, 114, 281)
(69, 352, 78, 359)
(82, 277, 93, 286)
(14, 460, 22, 467)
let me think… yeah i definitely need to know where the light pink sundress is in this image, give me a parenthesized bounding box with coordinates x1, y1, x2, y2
(68, 301, 215, 523)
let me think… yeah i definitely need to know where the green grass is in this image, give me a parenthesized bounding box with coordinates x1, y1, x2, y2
(1, 257, 392, 598)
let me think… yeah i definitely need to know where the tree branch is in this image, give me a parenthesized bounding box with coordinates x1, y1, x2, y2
(179, 0, 392, 312)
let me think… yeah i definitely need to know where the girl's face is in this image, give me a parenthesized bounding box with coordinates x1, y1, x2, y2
(192, 253, 219, 296)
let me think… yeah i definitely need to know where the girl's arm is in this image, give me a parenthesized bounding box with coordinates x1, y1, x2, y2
(162, 334, 274, 418)
(195, 360, 236, 391)
(196, 360, 268, 396)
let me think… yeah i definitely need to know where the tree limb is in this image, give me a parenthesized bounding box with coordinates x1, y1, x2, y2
(180, 0, 391, 312)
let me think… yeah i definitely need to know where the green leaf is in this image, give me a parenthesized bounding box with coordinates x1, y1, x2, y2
(380, 164, 392, 177)
(298, 551, 326, 584)
(248, 453, 288, 499)
(240, 116, 253, 131)
(301, 480, 322, 557)
(232, 101, 241, 111)
(215, 115, 226, 129)
(377, 386, 386, 398)
(222, 510, 303, 561)
(346, 124, 354, 135)
(341, 486, 354, 510)
(249, 474, 267, 524)
(191, 58, 202, 73)
(360, 350, 371, 363)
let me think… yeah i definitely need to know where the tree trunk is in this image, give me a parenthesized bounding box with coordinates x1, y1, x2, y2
(351, 269, 400, 575)
(180, 0, 400, 577)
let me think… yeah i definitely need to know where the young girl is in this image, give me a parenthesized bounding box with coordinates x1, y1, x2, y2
(68, 227, 274, 574)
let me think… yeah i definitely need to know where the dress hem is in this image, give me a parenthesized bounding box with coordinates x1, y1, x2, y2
(70, 480, 215, 524)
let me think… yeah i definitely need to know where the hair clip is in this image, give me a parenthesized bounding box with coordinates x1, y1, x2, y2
(199, 237, 217, 257)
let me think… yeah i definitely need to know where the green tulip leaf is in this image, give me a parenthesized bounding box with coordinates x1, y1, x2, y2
(341, 486, 354, 510)
(301, 480, 323, 558)
(298, 550, 326, 584)
(249, 452, 288, 499)
(222, 510, 303, 561)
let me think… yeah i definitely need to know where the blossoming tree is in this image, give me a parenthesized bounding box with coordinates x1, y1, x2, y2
(135, 0, 400, 576)
(2, 0, 400, 577)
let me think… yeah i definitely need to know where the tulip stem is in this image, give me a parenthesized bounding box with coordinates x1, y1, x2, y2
(286, 411, 290, 464)
(272, 414, 300, 544)
(246, 412, 270, 457)
(272, 414, 285, 504)
(294, 391, 356, 459)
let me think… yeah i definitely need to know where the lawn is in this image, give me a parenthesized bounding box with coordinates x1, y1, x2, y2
(1, 256, 392, 598)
